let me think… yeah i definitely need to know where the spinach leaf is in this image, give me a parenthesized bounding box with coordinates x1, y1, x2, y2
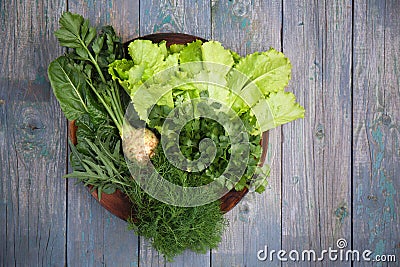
(48, 56, 89, 120)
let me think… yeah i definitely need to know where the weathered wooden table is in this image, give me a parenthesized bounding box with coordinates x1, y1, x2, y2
(1, 0, 399, 266)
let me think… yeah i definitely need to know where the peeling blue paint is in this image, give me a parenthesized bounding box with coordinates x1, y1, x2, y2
(246, 40, 252, 50)
(240, 17, 250, 29)
(153, 15, 173, 32)
(335, 205, 348, 224)
(366, 120, 397, 259)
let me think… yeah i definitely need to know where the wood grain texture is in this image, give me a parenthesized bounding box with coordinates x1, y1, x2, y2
(211, 1, 283, 266)
(0, 0, 67, 266)
(140, 0, 212, 40)
(282, 0, 352, 265)
(66, 1, 140, 266)
(353, 0, 400, 264)
(139, 1, 211, 266)
(68, 0, 140, 42)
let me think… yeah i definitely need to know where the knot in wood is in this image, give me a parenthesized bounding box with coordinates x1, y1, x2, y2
(232, 0, 251, 17)
(315, 124, 325, 139)
(381, 114, 391, 126)
(14, 105, 48, 157)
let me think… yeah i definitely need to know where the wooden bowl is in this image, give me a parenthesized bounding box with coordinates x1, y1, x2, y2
(68, 33, 269, 221)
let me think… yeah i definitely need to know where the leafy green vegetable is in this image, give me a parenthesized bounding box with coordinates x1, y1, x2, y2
(232, 49, 291, 94)
(201, 41, 234, 72)
(50, 11, 125, 134)
(109, 39, 179, 97)
(252, 91, 305, 131)
(109, 39, 304, 137)
(109, 38, 304, 193)
(66, 134, 128, 200)
(48, 12, 130, 199)
(48, 56, 89, 120)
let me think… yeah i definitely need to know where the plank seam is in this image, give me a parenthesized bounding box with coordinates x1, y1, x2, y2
(280, 2, 284, 267)
(350, 1, 355, 267)
(65, 2, 69, 267)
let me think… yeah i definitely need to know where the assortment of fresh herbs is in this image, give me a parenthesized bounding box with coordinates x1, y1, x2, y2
(109, 38, 305, 193)
(48, 12, 305, 261)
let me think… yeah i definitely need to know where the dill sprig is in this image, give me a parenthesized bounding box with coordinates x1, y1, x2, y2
(125, 146, 227, 261)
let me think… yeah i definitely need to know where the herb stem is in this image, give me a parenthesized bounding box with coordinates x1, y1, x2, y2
(86, 81, 122, 134)
(109, 86, 125, 133)
(79, 38, 107, 84)
(78, 39, 125, 135)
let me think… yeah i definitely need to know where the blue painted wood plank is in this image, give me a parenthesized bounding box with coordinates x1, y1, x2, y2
(140, 0, 212, 40)
(139, 1, 211, 266)
(211, 1, 283, 266)
(281, 0, 353, 266)
(353, 0, 400, 265)
(66, 1, 140, 266)
(0, 1, 68, 266)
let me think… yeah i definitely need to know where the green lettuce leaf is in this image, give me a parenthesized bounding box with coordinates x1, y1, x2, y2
(180, 40, 203, 75)
(128, 39, 165, 67)
(232, 48, 291, 94)
(252, 91, 305, 131)
(199, 41, 234, 106)
(108, 58, 135, 92)
(109, 40, 179, 122)
(110, 39, 304, 131)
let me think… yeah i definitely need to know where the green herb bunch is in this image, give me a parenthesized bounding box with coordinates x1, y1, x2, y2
(48, 12, 128, 195)
(126, 145, 227, 261)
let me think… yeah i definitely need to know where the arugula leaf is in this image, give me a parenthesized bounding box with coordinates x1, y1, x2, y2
(66, 124, 128, 199)
(48, 56, 89, 120)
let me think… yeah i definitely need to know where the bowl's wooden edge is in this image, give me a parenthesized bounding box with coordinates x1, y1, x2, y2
(88, 185, 136, 221)
(219, 131, 269, 213)
(134, 32, 207, 44)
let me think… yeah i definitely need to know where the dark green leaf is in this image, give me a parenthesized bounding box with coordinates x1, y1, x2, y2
(102, 184, 116, 194)
(48, 56, 88, 120)
(54, 28, 81, 48)
(76, 47, 89, 59)
(84, 24, 97, 46)
(92, 35, 105, 55)
(68, 139, 85, 171)
(80, 19, 89, 39)
(55, 12, 85, 48)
